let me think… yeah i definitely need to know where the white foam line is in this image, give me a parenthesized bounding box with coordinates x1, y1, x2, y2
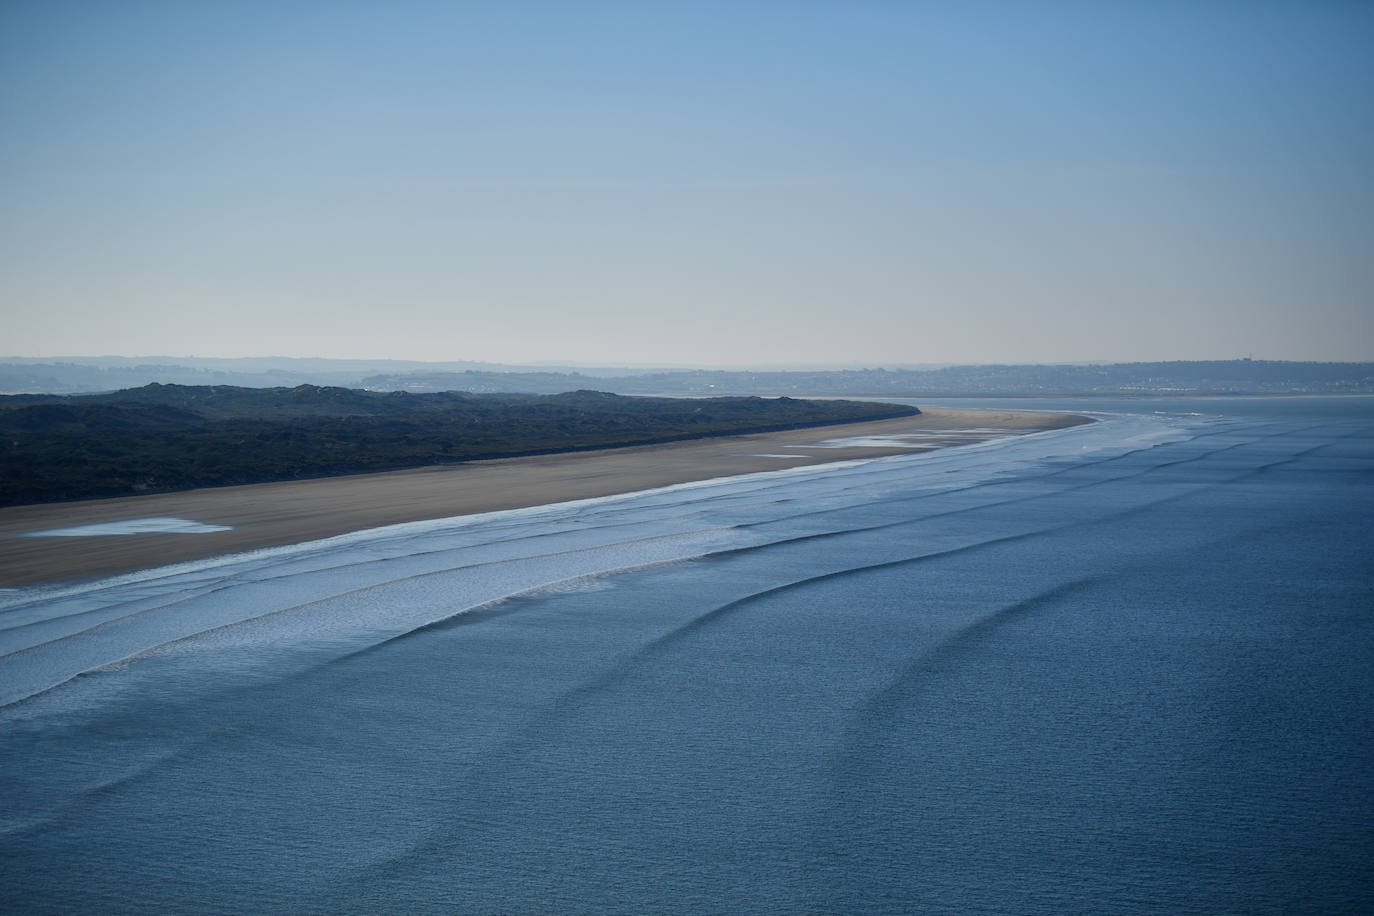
(0, 413, 1181, 615)
(0, 412, 1214, 711)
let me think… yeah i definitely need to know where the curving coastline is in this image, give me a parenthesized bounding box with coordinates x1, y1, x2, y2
(0, 407, 1088, 587)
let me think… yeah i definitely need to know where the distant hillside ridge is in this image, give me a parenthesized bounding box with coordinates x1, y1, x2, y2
(0, 385, 918, 506)
(3, 358, 1372, 396)
(359, 360, 1374, 397)
(0, 357, 683, 394)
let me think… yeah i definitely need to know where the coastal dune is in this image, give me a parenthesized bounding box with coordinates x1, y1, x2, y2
(0, 408, 1087, 587)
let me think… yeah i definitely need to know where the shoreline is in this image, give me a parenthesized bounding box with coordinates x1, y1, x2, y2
(0, 407, 1089, 588)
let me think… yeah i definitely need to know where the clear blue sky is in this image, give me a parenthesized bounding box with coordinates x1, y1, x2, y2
(3, 0, 1371, 366)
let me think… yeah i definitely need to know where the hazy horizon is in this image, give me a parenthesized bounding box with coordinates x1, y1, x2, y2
(6, 353, 1372, 374)
(5, 1, 1372, 365)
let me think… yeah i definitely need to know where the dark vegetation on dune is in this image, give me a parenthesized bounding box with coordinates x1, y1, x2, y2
(0, 384, 918, 506)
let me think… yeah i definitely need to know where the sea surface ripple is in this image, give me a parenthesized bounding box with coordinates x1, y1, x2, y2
(2, 399, 1371, 914)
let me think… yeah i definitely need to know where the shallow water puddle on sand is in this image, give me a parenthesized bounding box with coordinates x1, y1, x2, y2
(20, 517, 234, 537)
(791, 432, 1004, 448)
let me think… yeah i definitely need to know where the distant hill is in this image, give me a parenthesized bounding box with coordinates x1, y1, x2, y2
(4, 357, 1371, 397)
(360, 361, 1374, 397)
(0, 385, 917, 506)
(0, 357, 683, 394)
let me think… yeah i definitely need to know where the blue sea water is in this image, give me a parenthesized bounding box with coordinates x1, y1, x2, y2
(2, 398, 1372, 914)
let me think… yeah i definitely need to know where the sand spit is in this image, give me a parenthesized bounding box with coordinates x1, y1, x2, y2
(0, 408, 1088, 587)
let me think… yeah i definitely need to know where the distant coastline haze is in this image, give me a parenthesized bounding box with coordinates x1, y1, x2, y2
(3, 1, 1371, 364)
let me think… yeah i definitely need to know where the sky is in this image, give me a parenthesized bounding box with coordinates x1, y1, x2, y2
(2, 0, 1372, 367)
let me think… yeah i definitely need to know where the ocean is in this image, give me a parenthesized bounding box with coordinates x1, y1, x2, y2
(2, 397, 1371, 913)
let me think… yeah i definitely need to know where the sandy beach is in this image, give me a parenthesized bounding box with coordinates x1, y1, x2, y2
(0, 407, 1088, 587)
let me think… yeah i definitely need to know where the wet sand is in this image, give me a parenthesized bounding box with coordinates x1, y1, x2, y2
(0, 408, 1089, 587)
